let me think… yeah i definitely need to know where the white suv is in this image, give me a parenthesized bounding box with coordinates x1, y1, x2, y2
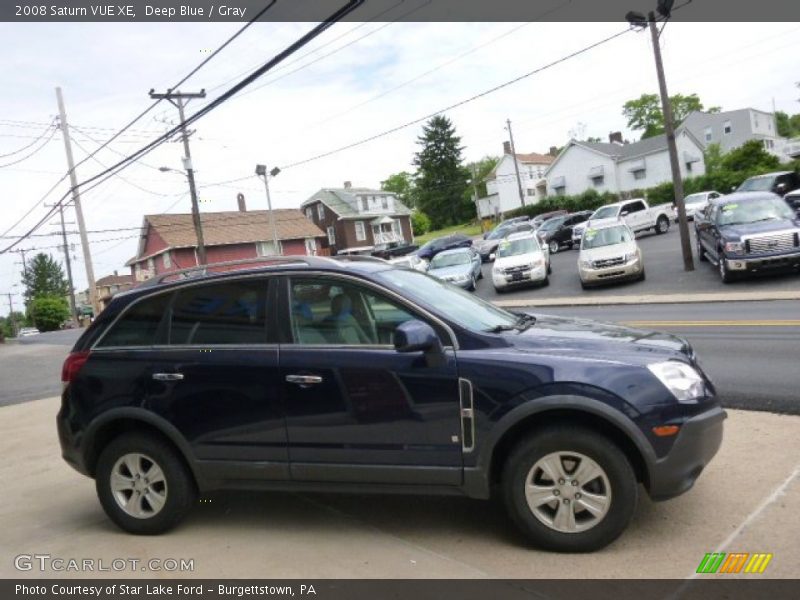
(491, 232, 550, 292)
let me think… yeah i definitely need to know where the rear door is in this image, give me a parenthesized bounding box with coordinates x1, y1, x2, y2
(621, 200, 648, 231)
(142, 277, 288, 478)
(278, 275, 463, 485)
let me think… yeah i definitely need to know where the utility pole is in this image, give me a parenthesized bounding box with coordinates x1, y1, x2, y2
(56, 87, 101, 314)
(5, 293, 17, 337)
(647, 13, 693, 271)
(470, 165, 484, 233)
(506, 118, 526, 208)
(47, 202, 78, 323)
(149, 89, 208, 265)
(255, 165, 281, 254)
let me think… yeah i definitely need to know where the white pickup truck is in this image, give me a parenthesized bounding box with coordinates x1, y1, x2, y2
(572, 198, 672, 243)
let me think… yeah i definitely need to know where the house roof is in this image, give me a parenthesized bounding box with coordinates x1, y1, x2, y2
(301, 188, 412, 217)
(95, 273, 134, 287)
(515, 152, 555, 165)
(571, 128, 703, 161)
(128, 209, 325, 264)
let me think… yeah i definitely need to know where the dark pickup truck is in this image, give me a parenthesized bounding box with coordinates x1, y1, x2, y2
(694, 191, 800, 282)
(371, 240, 419, 260)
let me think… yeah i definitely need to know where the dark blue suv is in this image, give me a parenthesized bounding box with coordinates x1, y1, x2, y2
(58, 256, 724, 551)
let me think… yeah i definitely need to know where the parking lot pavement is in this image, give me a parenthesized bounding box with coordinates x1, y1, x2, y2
(2, 397, 798, 579)
(474, 227, 800, 303)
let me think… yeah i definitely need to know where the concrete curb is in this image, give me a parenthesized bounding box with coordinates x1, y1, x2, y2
(492, 289, 800, 308)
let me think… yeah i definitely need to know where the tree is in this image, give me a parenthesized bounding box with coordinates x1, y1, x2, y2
(411, 211, 431, 236)
(775, 110, 800, 138)
(703, 143, 724, 175)
(622, 93, 720, 139)
(30, 296, 69, 332)
(465, 156, 499, 199)
(381, 171, 416, 209)
(412, 115, 471, 228)
(21, 253, 68, 305)
(720, 140, 780, 173)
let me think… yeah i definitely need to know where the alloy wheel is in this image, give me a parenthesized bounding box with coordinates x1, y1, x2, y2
(549, 241, 559, 254)
(524, 451, 611, 533)
(110, 453, 168, 519)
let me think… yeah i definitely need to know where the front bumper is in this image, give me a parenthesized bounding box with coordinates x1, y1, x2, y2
(724, 250, 800, 273)
(648, 406, 726, 501)
(579, 257, 643, 285)
(492, 264, 547, 289)
(440, 276, 474, 289)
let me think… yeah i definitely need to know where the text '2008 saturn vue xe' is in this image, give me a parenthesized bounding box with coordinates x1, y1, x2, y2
(58, 256, 725, 552)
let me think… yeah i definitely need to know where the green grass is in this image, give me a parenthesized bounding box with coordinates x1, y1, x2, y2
(415, 222, 482, 244)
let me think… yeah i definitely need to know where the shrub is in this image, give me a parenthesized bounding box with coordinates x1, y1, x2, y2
(411, 211, 432, 236)
(30, 296, 69, 332)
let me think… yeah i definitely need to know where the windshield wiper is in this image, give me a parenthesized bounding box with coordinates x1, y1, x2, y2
(485, 324, 518, 333)
(485, 313, 537, 333)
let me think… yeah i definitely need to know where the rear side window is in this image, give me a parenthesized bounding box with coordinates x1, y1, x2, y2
(170, 280, 268, 345)
(625, 201, 646, 213)
(96, 293, 170, 348)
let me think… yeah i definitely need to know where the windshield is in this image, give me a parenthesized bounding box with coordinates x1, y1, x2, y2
(377, 269, 517, 332)
(684, 193, 708, 205)
(737, 177, 775, 192)
(718, 198, 795, 226)
(582, 225, 633, 249)
(497, 237, 539, 258)
(486, 226, 511, 240)
(430, 252, 470, 268)
(591, 205, 619, 220)
(538, 217, 565, 232)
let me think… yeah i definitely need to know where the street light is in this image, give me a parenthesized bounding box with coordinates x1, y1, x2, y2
(255, 164, 281, 255)
(625, 3, 694, 272)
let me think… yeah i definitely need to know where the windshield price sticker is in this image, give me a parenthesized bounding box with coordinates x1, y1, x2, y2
(722, 204, 738, 211)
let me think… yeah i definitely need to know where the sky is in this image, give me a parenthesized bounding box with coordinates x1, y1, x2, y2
(1, 19, 799, 314)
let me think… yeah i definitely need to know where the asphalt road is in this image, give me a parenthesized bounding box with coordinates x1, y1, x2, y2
(0, 302, 796, 414)
(474, 225, 800, 302)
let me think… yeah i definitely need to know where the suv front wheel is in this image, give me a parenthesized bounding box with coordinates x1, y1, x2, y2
(95, 432, 196, 535)
(502, 426, 638, 552)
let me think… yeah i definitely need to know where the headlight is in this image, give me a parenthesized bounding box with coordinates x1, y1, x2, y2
(453, 273, 470, 281)
(530, 258, 543, 268)
(492, 266, 503, 275)
(624, 252, 639, 262)
(647, 361, 706, 403)
(580, 259, 593, 268)
(724, 241, 744, 254)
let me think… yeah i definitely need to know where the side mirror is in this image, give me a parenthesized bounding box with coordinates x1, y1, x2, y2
(620, 210, 629, 217)
(483, 232, 489, 240)
(776, 183, 787, 194)
(489, 253, 496, 261)
(394, 320, 443, 365)
(730, 185, 737, 192)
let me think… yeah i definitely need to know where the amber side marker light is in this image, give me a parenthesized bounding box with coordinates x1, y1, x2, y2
(652, 425, 681, 437)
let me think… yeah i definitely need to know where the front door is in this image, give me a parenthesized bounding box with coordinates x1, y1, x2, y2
(278, 275, 463, 485)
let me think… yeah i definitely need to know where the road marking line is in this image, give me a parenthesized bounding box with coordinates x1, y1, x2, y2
(621, 320, 800, 327)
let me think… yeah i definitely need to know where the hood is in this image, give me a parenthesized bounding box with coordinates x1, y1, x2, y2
(719, 219, 799, 240)
(505, 314, 692, 361)
(428, 263, 472, 279)
(579, 241, 638, 261)
(495, 250, 543, 269)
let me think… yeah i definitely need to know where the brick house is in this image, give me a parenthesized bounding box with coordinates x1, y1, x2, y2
(95, 272, 134, 310)
(300, 182, 414, 255)
(126, 208, 327, 282)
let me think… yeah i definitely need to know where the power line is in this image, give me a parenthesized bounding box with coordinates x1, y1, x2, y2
(0, 119, 57, 159)
(281, 26, 632, 170)
(0, 123, 58, 168)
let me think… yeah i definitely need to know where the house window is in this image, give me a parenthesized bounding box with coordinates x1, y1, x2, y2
(763, 139, 774, 150)
(359, 197, 366, 211)
(723, 121, 732, 135)
(147, 257, 155, 273)
(554, 187, 565, 196)
(381, 196, 388, 209)
(704, 127, 712, 142)
(355, 221, 366, 242)
(304, 238, 317, 256)
(163, 251, 171, 268)
(327, 226, 336, 245)
(591, 176, 604, 186)
(305, 208, 313, 220)
(256, 241, 282, 256)
(754, 115, 760, 128)
(633, 170, 646, 180)
(392, 220, 402, 238)
(526, 189, 536, 196)
(686, 162, 693, 172)
(317, 204, 325, 221)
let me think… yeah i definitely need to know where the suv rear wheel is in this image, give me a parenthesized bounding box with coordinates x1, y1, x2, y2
(95, 432, 196, 535)
(656, 215, 670, 234)
(502, 426, 638, 552)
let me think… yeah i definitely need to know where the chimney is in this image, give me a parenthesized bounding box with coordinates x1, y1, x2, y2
(236, 192, 247, 212)
(343, 181, 352, 189)
(502, 141, 512, 155)
(549, 146, 559, 156)
(113, 270, 118, 276)
(609, 131, 623, 145)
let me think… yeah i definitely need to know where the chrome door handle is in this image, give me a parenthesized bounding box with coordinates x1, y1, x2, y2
(286, 374, 323, 385)
(152, 372, 184, 381)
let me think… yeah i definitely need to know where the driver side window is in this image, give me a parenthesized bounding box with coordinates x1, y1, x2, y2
(288, 278, 419, 346)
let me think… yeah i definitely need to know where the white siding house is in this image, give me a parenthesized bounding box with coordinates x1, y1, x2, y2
(477, 144, 553, 217)
(545, 130, 706, 196)
(682, 108, 788, 160)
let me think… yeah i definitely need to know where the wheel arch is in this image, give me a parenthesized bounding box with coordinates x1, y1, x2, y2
(83, 408, 203, 487)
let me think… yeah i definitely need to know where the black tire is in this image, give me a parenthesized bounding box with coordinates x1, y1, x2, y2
(718, 251, 735, 283)
(638, 268, 646, 282)
(470, 275, 477, 291)
(95, 432, 196, 535)
(502, 426, 638, 552)
(549, 240, 559, 255)
(580, 280, 590, 290)
(697, 237, 707, 262)
(547, 262, 552, 275)
(541, 275, 550, 287)
(656, 215, 670, 234)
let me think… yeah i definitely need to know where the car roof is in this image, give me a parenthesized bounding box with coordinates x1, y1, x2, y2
(506, 231, 537, 241)
(434, 247, 471, 257)
(744, 171, 793, 179)
(711, 191, 780, 205)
